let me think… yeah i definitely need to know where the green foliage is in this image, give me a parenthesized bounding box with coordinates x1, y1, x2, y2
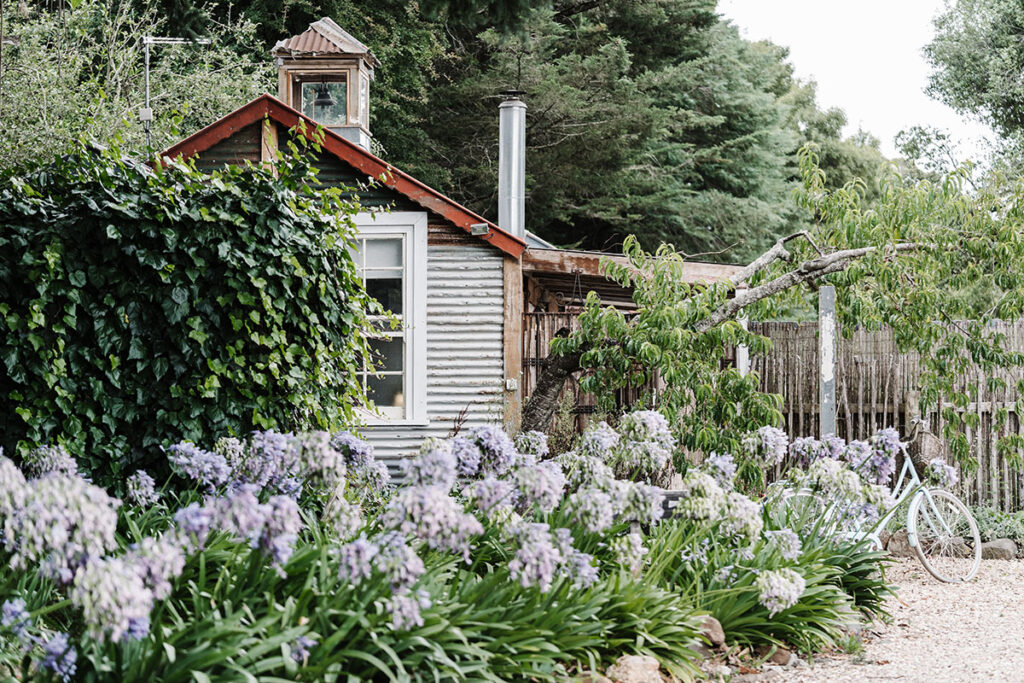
(0, 137, 376, 485)
(970, 506, 1024, 548)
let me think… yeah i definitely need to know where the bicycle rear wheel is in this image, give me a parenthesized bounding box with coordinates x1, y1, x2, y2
(908, 489, 981, 583)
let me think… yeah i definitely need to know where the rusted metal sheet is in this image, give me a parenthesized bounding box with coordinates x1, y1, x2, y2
(361, 243, 507, 472)
(160, 94, 526, 259)
(522, 247, 743, 284)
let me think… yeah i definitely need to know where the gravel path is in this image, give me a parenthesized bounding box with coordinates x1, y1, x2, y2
(774, 558, 1024, 682)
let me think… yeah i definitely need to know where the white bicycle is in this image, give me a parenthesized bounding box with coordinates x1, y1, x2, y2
(772, 444, 981, 583)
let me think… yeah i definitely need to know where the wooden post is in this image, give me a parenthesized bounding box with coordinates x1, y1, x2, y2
(819, 285, 837, 438)
(503, 255, 524, 431)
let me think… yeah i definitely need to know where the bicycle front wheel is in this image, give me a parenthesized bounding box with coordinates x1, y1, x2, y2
(907, 489, 981, 583)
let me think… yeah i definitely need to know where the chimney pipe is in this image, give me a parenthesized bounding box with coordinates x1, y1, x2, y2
(498, 91, 526, 241)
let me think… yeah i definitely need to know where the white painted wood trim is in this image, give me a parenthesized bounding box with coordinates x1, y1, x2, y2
(354, 211, 429, 426)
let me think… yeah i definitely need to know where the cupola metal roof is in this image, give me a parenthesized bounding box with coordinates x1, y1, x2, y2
(271, 17, 380, 67)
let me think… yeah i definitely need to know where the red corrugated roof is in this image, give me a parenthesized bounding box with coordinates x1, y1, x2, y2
(272, 18, 380, 67)
(276, 27, 339, 55)
(160, 94, 525, 259)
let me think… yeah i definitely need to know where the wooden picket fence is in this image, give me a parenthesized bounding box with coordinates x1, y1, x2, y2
(522, 312, 1024, 511)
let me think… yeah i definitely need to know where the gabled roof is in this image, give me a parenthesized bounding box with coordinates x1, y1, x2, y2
(272, 17, 380, 67)
(161, 94, 525, 258)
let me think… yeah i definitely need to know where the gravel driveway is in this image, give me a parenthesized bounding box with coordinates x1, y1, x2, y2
(773, 558, 1024, 682)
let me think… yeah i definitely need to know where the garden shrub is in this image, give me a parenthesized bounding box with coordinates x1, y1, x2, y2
(0, 138, 376, 484)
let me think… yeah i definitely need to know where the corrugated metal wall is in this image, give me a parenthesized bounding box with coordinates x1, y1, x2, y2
(361, 242, 506, 475)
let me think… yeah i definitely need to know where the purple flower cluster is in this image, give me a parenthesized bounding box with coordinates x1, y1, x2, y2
(465, 476, 518, 516)
(618, 482, 665, 526)
(332, 430, 392, 499)
(704, 452, 737, 488)
(126, 534, 186, 600)
(0, 453, 26, 517)
(126, 470, 160, 506)
(611, 532, 648, 575)
(382, 486, 483, 560)
(404, 442, 458, 491)
(208, 487, 303, 570)
(507, 522, 567, 592)
(514, 431, 549, 459)
(721, 491, 763, 543)
(173, 502, 213, 550)
(1, 598, 31, 641)
(336, 532, 431, 629)
(468, 426, 518, 477)
(578, 421, 620, 459)
(450, 436, 483, 477)
(927, 458, 959, 488)
(566, 489, 615, 533)
(291, 635, 318, 663)
(845, 437, 896, 486)
(764, 528, 802, 561)
(756, 568, 806, 617)
(742, 426, 789, 465)
(324, 496, 364, 540)
(39, 632, 77, 682)
(513, 461, 566, 513)
(555, 452, 615, 491)
(167, 442, 231, 489)
(618, 411, 674, 449)
(4, 473, 121, 583)
(337, 534, 380, 584)
(674, 470, 725, 522)
(71, 556, 155, 642)
(23, 444, 79, 479)
(387, 589, 432, 631)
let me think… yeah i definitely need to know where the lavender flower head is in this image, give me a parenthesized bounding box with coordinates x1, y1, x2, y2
(230, 431, 289, 492)
(166, 442, 231, 489)
(173, 502, 213, 550)
(404, 441, 458, 491)
(507, 522, 565, 592)
(71, 556, 154, 642)
(611, 532, 648, 575)
(39, 632, 77, 682)
(465, 476, 518, 516)
(926, 458, 959, 488)
(618, 410, 674, 450)
(374, 531, 426, 591)
(331, 430, 374, 468)
(565, 550, 600, 588)
(382, 486, 483, 560)
(704, 452, 737, 488)
(742, 426, 789, 465)
(513, 461, 566, 513)
(0, 453, 26, 517)
(514, 431, 550, 459)
(23, 444, 79, 479)
(613, 439, 671, 478)
(674, 470, 725, 522)
(721, 491, 763, 542)
(324, 496, 364, 540)
(126, 470, 160, 506)
(764, 528, 802, 561)
(846, 438, 896, 486)
(127, 533, 186, 600)
(556, 451, 615, 491)
(258, 495, 304, 569)
(803, 458, 863, 504)
(756, 568, 806, 617)
(210, 485, 268, 545)
(387, 588, 431, 631)
(1, 598, 31, 640)
(565, 488, 615, 533)
(619, 482, 665, 526)
(5, 473, 121, 583)
(469, 425, 518, 477)
(578, 421, 620, 460)
(450, 436, 483, 477)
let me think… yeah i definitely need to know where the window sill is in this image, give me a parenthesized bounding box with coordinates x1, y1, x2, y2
(357, 415, 430, 428)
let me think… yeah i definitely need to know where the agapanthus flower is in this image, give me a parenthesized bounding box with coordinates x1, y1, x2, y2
(619, 482, 665, 526)
(210, 485, 268, 545)
(173, 502, 213, 550)
(756, 568, 806, 617)
(386, 589, 431, 631)
(680, 537, 711, 564)
(331, 431, 374, 468)
(514, 431, 550, 459)
(292, 430, 347, 488)
(742, 426, 789, 465)
(611, 532, 648, 575)
(789, 437, 826, 468)
(715, 565, 739, 584)
(513, 461, 566, 513)
(39, 632, 77, 682)
(764, 528, 802, 561)
(618, 410, 675, 449)
(803, 458, 863, 504)
(0, 453, 26, 518)
(337, 534, 380, 585)
(166, 442, 231, 489)
(507, 522, 565, 592)
(704, 452, 737, 488)
(927, 458, 959, 488)
(374, 531, 425, 591)
(291, 635, 318, 663)
(5, 473, 120, 583)
(23, 444, 78, 479)
(229, 431, 289, 492)
(673, 470, 725, 522)
(259, 495, 304, 569)
(404, 442, 457, 491)
(127, 533, 186, 600)
(450, 436, 482, 477)
(846, 437, 896, 486)
(565, 489, 615, 533)
(465, 476, 517, 515)
(382, 486, 483, 560)
(71, 557, 154, 642)
(126, 470, 160, 506)
(469, 425, 518, 477)
(613, 440, 671, 478)
(578, 421, 619, 459)
(863, 483, 896, 513)
(1, 598, 31, 641)
(324, 496, 364, 540)
(556, 451, 615, 491)
(721, 491, 763, 542)
(565, 550, 600, 588)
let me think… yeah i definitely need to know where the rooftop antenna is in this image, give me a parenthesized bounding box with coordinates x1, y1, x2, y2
(142, 35, 212, 149)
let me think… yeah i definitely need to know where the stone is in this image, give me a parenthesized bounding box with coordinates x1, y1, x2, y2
(691, 643, 715, 659)
(701, 615, 726, 648)
(886, 530, 915, 558)
(605, 654, 662, 683)
(982, 538, 1017, 560)
(768, 647, 794, 666)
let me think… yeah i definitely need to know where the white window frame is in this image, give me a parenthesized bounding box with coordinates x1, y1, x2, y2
(354, 211, 428, 426)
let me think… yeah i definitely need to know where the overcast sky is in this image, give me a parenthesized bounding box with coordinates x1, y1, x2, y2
(719, 0, 995, 161)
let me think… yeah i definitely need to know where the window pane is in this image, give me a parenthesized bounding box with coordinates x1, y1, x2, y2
(366, 273, 403, 314)
(369, 337, 404, 372)
(366, 238, 402, 268)
(368, 373, 404, 410)
(301, 81, 348, 127)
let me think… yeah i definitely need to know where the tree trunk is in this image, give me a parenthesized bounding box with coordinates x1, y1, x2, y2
(520, 349, 584, 433)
